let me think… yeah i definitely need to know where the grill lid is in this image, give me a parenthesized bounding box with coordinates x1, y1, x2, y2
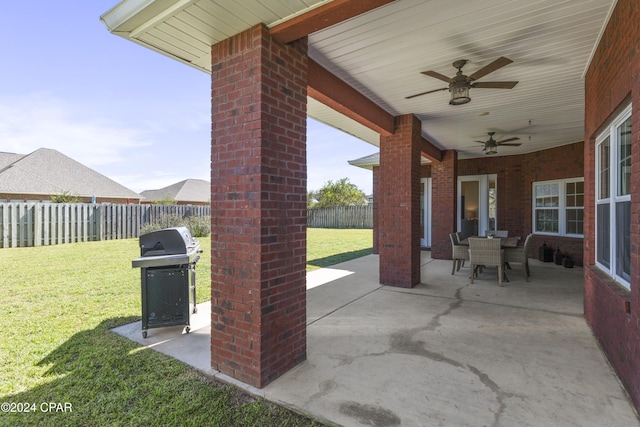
(132, 226, 201, 269)
(139, 226, 197, 257)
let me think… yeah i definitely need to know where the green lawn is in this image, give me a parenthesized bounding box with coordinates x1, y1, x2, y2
(306, 228, 373, 271)
(0, 228, 372, 426)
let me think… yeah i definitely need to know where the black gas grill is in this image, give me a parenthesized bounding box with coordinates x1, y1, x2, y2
(132, 227, 202, 338)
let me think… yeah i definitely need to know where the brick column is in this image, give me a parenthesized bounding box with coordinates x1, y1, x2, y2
(431, 150, 458, 259)
(210, 24, 307, 388)
(379, 114, 421, 287)
(372, 165, 379, 254)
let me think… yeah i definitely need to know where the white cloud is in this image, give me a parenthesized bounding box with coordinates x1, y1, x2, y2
(0, 92, 152, 166)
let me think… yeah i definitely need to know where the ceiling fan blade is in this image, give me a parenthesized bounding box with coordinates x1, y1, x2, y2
(472, 81, 518, 89)
(474, 141, 487, 144)
(468, 56, 513, 81)
(497, 137, 520, 144)
(421, 70, 453, 83)
(405, 87, 448, 99)
(498, 143, 522, 147)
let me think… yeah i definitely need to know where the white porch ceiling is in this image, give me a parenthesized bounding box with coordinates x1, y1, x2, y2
(101, 0, 616, 159)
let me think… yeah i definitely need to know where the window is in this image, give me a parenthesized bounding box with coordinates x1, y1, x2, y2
(596, 104, 631, 288)
(533, 179, 584, 236)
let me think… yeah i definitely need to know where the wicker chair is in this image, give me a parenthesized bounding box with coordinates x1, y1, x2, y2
(449, 232, 470, 275)
(468, 237, 507, 286)
(504, 233, 533, 281)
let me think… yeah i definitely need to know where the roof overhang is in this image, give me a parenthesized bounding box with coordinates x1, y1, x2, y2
(101, 0, 617, 160)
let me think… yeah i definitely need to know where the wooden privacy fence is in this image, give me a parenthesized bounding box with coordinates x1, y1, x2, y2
(0, 202, 210, 248)
(308, 205, 372, 229)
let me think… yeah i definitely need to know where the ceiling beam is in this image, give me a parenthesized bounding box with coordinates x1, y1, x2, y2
(420, 137, 442, 163)
(308, 59, 395, 137)
(270, 0, 396, 44)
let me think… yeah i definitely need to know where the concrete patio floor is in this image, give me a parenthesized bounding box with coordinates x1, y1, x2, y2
(113, 253, 640, 427)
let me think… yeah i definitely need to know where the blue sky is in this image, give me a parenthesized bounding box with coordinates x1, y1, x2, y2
(0, 2, 376, 195)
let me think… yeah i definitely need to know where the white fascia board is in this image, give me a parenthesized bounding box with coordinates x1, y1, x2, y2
(100, 0, 177, 34)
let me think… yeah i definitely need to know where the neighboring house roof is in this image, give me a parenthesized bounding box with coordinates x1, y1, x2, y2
(0, 148, 141, 199)
(140, 179, 210, 204)
(348, 152, 431, 170)
(348, 152, 381, 171)
(0, 152, 24, 171)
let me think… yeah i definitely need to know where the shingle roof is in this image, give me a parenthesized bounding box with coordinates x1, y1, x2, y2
(0, 148, 141, 199)
(140, 179, 210, 203)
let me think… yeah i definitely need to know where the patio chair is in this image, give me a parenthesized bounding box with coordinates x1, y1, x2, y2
(504, 233, 533, 281)
(468, 237, 507, 286)
(449, 232, 469, 275)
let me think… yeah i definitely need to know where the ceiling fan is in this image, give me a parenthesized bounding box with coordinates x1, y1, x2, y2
(406, 57, 518, 105)
(475, 132, 521, 155)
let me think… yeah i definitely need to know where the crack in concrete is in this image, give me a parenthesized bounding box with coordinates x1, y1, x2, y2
(426, 285, 467, 331)
(332, 283, 513, 426)
(388, 323, 511, 426)
(467, 365, 516, 427)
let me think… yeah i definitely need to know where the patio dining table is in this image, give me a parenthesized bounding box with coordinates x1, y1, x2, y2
(458, 236, 519, 248)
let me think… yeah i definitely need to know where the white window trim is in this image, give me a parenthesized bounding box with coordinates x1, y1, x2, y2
(595, 103, 632, 290)
(532, 178, 584, 237)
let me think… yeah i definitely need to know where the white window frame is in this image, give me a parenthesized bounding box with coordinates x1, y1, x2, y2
(595, 103, 632, 290)
(532, 178, 584, 237)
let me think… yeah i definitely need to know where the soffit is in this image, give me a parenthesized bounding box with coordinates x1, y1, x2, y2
(101, 0, 331, 71)
(102, 0, 616, 159)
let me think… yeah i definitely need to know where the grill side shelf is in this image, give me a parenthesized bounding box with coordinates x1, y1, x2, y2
(132, 254, 191, 268)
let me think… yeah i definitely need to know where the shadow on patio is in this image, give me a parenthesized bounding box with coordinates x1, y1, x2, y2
(113, 253, 640, 427)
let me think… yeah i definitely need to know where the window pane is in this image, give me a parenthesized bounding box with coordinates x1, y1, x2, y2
(567, 182, 575, 194)
(535, 184, 559, 208)
(616, 201, 631, 282)
(535, 209, 558, 233)
(566, 208, 584, 235)
(598, 137, 610, 199)
(596, 203, 610, 268)
(566, 181, 584, 208)
(617, 117, 632, 196)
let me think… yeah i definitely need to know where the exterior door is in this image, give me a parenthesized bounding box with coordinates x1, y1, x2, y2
(457, 174, 497, 237)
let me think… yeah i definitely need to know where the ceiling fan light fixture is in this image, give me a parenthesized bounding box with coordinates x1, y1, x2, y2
(486, 145, 497, 155)
(449, 83, 470, 105)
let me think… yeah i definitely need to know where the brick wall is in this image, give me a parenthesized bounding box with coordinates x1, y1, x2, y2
(0, 193, 139, 204)
(430, 150, 457, 259)
(210, 24, 308, 388)
(583, 0, 640, 411)
(425, 143, 585, 264)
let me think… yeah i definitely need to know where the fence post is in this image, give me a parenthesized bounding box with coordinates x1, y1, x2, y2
(0, 204, 5, 248)
(98, 204, 104, 241)
(34, 203, 42, 246)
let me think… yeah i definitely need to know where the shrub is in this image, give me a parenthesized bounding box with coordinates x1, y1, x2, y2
(185, 216, 211, 238)
(50, 191, 82, 203)
(140, 214, 211, 238)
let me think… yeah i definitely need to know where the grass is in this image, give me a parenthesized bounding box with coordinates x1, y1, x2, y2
(0, 228, 372, 426)
(306, 228, 373, 271)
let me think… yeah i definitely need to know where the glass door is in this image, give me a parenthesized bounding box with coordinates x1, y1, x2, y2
(458, 175, 497, 237)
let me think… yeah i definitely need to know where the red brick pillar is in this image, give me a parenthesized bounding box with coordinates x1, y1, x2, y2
(379, 114, 422, 287)
(372, 165, 379, 254)
(210, 24, 307, 388)
(431, 150, 458, 259)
